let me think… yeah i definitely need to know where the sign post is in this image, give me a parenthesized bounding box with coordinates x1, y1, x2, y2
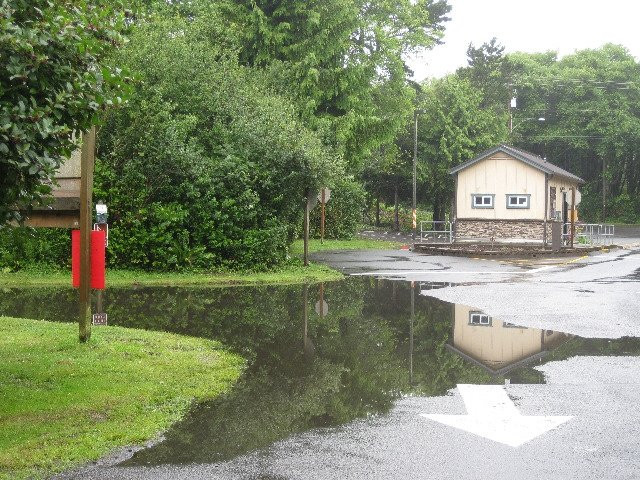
(317, 188, 331, 245)
(78, 127, 95, 342)
(321, 188, 325, 245)
(303, 188, 310, 267)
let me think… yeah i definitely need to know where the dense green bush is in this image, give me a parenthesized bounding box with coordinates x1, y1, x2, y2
(309, 178, 366, 239)
(0, 227, 69, 270)
(93, 19, 338, 271)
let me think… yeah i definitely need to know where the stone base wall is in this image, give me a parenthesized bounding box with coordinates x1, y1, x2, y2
(455, 219, 546, 242)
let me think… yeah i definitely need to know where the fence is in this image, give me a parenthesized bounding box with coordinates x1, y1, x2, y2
(419, 221, 453, 244)
(562, 223, 615, 246)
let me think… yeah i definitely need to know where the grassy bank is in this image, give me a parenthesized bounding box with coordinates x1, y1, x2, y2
(0, 317, 244, 479)
(0, 238, 406, 288)
(0, 262, 343, 287)
(290, 238, 403, 255)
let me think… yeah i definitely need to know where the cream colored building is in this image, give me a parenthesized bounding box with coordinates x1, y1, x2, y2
(449, 145, 584, 243)
(448, 304, 569, 376)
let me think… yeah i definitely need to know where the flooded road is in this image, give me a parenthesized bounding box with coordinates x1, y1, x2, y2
(1, 277, 640, 478)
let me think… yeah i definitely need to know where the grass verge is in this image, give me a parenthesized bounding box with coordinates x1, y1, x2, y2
(0, 262, 343, 288)
(0, 317, 244, 479)
(290, 238, 403, 255)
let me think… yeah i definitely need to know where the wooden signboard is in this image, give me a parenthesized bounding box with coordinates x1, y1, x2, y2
(23, 139, 82, 228)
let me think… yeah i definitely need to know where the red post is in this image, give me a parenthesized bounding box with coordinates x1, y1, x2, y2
(72, 229, 105, 289)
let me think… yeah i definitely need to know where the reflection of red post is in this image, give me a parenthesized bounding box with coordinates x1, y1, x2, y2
(72, 229, 105, 289)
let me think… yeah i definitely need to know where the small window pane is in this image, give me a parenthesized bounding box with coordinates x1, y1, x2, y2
(509, 197, 518, 205)
(518, 197, 526, 205)
(483, 197, 491, 205)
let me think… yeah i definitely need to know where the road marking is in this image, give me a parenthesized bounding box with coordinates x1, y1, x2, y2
(527, 265, 556, 274)
(421, 384, 572, 448)
(350, 271, 513, 276)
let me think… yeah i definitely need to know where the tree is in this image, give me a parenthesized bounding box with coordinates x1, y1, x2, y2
(210, 0, 451, 170)
(417, 76, 507, 221)
(507, 45, 640, 221)
(0, 0, 129, 223)
(96, 18, 340, 270)
(458, 37, 510, 113)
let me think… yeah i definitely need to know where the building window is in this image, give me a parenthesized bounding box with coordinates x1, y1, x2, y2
(469, 312, 492, 326)
(471, 194, 494, 209)
(506, 194, 530, 209)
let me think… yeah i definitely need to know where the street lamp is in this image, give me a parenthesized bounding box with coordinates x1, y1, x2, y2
(511, 117, 545, 133)
(413, 108, 426, 241)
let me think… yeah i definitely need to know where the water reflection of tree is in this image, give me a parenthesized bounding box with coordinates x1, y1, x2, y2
(2, 281, 640, 464)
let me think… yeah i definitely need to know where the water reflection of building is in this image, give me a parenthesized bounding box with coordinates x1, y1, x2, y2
(447, 304, 570, 376)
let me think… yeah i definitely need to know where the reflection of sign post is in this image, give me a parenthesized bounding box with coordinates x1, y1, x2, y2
(315, 300, 328, 317)
(317, 188, 331, 245)
(315, 282, 328, 318)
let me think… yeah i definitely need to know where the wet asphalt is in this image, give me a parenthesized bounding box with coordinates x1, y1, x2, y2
(58, 244, 640, 479)
(314, 246, 640, 338)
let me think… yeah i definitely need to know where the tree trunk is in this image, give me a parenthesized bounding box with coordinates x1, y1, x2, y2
(394, 186, 399, 231)
(433, 199, 442, 224)
(375, 195, 380, 227)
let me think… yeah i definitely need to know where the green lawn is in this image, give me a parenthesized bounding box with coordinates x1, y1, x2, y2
(0, 317, 244, 479)
(290, 238, 404, 255)
(0, 262, 343, 287)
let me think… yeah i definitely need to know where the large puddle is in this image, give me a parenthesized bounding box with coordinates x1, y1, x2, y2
(1, 278, 639, 465)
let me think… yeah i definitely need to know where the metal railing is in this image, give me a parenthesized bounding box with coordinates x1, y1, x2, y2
(562, 223, 615, 246)
(419, 220, 453, 244)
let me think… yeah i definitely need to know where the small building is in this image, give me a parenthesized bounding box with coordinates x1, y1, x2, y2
(449, 144, 584, 243)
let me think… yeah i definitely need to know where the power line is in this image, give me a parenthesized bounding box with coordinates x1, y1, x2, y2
(521, 135, 607, 139)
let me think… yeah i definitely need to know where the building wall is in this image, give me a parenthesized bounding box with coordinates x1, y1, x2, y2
(548, 177, 579, 222)
(455, 219, 545, 242)
(456, 152, 546, 220)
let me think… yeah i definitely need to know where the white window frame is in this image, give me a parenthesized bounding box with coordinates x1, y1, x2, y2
(471, 194, 494, 209)
(469, 312, 492, 326)
(506, 194, 530, 209)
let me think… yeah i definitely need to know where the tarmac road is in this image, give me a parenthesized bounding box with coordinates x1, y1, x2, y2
(59, 245, 640, 480)
(61, 356, 640, 480)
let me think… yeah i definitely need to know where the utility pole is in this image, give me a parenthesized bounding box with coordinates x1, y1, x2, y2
(570, 187, 576, 248)
(602, 157, 607, 222)
(412, 109, 425, 240)
(78, 127, 95, 342)
(412, 110, 418, 240)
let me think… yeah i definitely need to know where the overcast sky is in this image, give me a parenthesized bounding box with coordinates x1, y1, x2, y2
(408, 0, 640, 81)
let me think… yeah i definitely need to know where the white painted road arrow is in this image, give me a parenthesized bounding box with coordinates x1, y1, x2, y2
(421, 384, 572, 447)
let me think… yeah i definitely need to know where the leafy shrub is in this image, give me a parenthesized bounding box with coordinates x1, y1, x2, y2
(309, 178, 366, 239)
(91, 19, 338, 271)
(0, 227, 69, 270)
